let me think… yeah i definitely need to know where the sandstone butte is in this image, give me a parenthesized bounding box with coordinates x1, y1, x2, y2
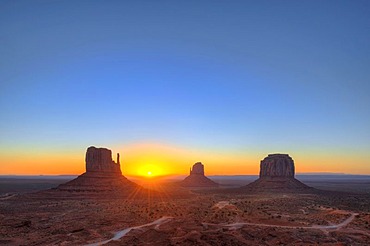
(181, 162, 219, 187)
(57, 146, 139, 192)
(243, 154, 311, 191)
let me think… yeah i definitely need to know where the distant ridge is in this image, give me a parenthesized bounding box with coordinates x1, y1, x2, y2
(0, 175, 78, 180)
(297, 172, 347, 175)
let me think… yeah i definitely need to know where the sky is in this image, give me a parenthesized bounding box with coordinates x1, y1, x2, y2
(1, 0, 370, 176)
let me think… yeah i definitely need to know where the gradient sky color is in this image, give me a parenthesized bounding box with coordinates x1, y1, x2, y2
(1, 0, 370, 175)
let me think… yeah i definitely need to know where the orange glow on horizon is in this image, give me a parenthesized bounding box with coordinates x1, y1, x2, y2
(136, 163, 162, 177)
(0, 143, 369, 175)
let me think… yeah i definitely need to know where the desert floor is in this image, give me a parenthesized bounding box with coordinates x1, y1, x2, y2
(0, 180, 370, 245)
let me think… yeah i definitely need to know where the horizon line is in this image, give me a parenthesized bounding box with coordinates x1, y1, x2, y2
(1, 172, 370, 177)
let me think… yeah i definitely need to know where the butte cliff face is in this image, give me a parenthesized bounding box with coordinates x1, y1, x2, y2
(181, 162, 218, 187)
(85, 146, 121, 174)
(260, 154, 294, 178)
(57, 146, 139, 193)
(244, 154, 310, 191)
(190, 162, 205, 175)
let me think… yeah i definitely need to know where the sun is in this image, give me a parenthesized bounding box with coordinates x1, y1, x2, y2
(137, 164, 162, 177)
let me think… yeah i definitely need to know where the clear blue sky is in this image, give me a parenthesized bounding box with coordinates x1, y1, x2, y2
(1, 1, 370, 174)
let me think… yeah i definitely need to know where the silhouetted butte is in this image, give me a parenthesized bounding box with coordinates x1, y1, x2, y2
(181, 162, 218, 187)
(243, 154, 311, 191)
(57, 146, 139, 192)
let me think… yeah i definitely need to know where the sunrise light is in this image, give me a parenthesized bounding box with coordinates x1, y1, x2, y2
(136, 163, 163, 178)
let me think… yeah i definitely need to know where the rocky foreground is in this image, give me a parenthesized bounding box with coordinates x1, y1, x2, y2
(0, 187, 369, 245)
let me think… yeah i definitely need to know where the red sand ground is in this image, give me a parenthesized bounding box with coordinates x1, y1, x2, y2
(0, 180, 369, 245)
